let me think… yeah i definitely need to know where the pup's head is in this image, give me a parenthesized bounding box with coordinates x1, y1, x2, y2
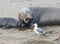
(17, 21, 25, 27)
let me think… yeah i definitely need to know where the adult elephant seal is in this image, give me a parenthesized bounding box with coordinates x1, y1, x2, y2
(18, 7, 60, 26)
(0, 17, 25, 29)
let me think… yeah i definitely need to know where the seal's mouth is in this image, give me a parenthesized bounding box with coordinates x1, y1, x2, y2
(24, 18, 32, 23)
(26, 18, 30, 21)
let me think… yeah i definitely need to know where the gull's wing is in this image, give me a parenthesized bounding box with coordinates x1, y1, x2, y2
(36, 28, 44, 33)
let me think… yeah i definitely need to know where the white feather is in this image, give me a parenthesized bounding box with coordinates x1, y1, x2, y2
(33, 23, 46, 35)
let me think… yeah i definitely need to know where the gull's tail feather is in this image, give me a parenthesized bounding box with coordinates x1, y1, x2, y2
(41, 31, 47, 36)
(43, 31, 53, 36)
(45, 31, 53, 34)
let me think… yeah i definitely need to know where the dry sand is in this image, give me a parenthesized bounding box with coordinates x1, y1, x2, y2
(0, 0, 60, 44)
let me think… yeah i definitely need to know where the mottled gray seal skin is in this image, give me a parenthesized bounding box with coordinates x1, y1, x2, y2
(0, 18, 25, 29)
(19, 7, 60, 27)
(29, 7, 60, 26)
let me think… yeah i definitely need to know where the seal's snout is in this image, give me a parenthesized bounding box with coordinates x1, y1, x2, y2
(19, 7, 33, 24)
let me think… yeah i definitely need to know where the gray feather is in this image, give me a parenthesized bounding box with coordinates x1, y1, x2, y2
(36, 28, 44, 34)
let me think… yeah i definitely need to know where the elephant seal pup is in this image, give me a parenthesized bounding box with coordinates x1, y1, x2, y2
(19, 7, 60, 26)
(0, 17, 25, 29)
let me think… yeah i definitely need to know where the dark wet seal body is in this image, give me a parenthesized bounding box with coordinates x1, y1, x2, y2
(29, 7, 60, 26)
(19, 7, 60, 27)
(0, 18, 25, 29)
(30, 7, 60, 26)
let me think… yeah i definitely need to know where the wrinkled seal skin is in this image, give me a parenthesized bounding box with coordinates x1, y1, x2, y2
(19, 7, 60, 27)
(29, 7, 60, 26)
(0, 18, 25, 29)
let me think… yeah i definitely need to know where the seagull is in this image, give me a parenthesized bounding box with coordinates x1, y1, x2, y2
(33, 23, 47, 36)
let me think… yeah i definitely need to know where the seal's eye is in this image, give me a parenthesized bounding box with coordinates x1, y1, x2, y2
(26, 12, 28, 14)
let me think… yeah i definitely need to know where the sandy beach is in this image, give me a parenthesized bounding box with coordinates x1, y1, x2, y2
(0, 0, 60, 44)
